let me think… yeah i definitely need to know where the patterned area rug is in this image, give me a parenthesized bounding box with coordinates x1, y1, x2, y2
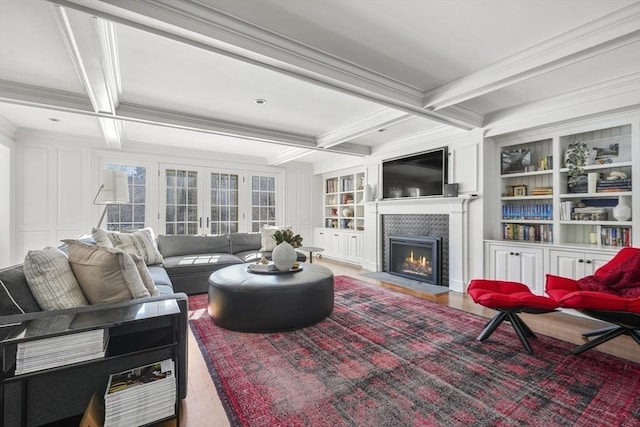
(188, 275, 640, 426)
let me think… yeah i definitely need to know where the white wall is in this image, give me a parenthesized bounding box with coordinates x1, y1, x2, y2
(12, 130, 316, 262)
(0, 118, 16, 267)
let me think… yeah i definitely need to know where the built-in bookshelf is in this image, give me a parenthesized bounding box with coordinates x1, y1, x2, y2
(324, 171, 365, 230)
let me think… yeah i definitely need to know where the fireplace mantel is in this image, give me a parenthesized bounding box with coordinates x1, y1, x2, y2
(362, 195, 476, 293)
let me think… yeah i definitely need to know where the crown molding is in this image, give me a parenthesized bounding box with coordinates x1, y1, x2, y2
(47, 0, 476, 130)
(423, 2, 640, 110)
(484, 73, 640, 137)
(0, 114, 17, 140)
(0, 80, 92, 112)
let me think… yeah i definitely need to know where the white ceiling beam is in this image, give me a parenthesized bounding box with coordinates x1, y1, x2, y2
(0, 79, 370, 157)
(46, 0, 478, 131)
(317, 109, 413, 149)
(268, 147, 315, 166)
(51, 4, 124, 149)
(423, 2, 640, 111)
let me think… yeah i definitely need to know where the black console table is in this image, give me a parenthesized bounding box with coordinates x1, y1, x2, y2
(0, 300, 181, 427)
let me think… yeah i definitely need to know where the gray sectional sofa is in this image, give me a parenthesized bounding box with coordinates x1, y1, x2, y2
(158, 232, 307, 295)
(0, 231, 306, 425)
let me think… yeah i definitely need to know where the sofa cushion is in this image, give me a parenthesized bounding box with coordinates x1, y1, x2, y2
(229, 232, 261, 254)
(147, 265, 174, 296)
(162, 253, 244, 275)
(131, 254, 160, 297)
(23, 247, 89, 310)
(1, 265, 40, 315)
(92, 227, 164, 265)
(157, 234, 230, 258)
(65, 240, 151, 304)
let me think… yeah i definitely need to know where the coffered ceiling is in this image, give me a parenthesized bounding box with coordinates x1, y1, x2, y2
(0, 0, 638, 166)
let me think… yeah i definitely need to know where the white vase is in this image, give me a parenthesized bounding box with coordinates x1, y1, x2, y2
(363, 184, 373, 202)
(613, 196, 632, 221)
(272, 242, 297, 271)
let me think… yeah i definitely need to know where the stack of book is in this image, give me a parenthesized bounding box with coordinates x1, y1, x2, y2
(15, 329, 108, 375)
(596, 178, 631, 193)
(248, 261, 277, 272)
(530, 186, 553, 195)
(104, 359, 176, 427)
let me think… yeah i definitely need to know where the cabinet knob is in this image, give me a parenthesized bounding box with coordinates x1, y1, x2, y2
(515, 252, 520, 256)
(578, 259, 584, 263)
(510, 252, 515, 255)
(585, 260, 592, 264)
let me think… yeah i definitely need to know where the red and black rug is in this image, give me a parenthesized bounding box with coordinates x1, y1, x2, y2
(188, 275, 640, 426)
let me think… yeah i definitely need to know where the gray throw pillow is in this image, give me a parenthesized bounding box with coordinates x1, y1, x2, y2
(23, 247, 89, 310)
(64, 240, 151, 304)
(92, 227, 164, 265)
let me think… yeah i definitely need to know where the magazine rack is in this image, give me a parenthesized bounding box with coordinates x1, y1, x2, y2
(0, 300, 181, 426)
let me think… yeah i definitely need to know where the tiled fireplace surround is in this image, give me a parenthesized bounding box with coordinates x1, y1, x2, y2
(366, 197, 473, 293)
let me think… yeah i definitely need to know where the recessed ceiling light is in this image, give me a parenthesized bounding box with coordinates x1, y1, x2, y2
(48, 118, 61, 122)
(378, 128, 387, 132)
(254, 99, 267, 105)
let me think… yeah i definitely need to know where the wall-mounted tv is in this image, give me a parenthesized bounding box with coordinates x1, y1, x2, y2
(382, 147, 449, 199)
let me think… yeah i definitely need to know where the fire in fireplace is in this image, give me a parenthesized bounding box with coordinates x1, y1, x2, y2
(387, 235, 442, 285)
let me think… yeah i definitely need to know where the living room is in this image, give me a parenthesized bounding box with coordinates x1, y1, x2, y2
(1, 0, 639, 425)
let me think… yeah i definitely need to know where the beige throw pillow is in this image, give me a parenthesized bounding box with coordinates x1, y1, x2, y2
(92, 227, 164, 265)
(64, 240, 151, 304)
(23, 247, 89, 310)
(260, 225, 292, 251)
(130, 254, 160, 297)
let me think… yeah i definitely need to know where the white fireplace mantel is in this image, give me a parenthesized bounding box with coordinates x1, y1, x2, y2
(362, 195, 477, 293)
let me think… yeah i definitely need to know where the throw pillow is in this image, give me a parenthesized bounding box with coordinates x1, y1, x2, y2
(64, 240, 151, 304)
(131, 254, 160, 297)
(92, 227, 164, 265)
(23, 247, 89, 310)
(260, 225, 292, 252)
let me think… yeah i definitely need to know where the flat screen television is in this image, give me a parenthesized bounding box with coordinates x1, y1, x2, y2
(382, 147, 448, 199)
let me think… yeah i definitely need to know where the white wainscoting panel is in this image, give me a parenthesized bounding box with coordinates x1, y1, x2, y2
(22, 146, 49, 227)
(57, 149, 84, 226)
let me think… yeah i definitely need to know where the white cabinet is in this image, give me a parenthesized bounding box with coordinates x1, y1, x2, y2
(549, 249, 615, 279)
(486, 242, 544, 294)
(313, 227, 362, 264)
(344, 232, 362, 262)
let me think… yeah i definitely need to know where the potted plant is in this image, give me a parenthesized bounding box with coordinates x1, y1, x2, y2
(272, 229, 303, 248)
(565, 140, 590, 188)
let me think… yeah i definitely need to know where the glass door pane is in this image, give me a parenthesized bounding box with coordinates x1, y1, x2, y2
(164, 167, 200, 235)
(209, 172, 239, 235)
(251, 174, 276, 232)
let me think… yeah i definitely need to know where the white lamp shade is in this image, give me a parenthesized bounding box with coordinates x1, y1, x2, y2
(96, 169, 130, 204)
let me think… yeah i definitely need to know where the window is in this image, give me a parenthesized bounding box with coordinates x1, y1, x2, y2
(251, 175, 276, 232)
(105, 165, 147, 231)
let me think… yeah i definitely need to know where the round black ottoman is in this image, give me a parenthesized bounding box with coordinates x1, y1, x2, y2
(208, 263, 334, 332)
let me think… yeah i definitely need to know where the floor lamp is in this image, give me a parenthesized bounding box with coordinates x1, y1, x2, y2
(93, 169, 130, 229)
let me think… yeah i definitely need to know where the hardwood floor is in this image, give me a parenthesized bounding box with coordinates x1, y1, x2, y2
(179, 258, 639, 426)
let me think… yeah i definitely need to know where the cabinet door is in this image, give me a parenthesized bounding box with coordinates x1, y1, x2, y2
(585, 252, 614, 275)
(329, 231, 342, 257)
(517, 248, 544, 295)
(314, 229, 328, 251)
(487, 244, 543, 294)
(549, 250, 583, 279)
(344, 232, 362, 261)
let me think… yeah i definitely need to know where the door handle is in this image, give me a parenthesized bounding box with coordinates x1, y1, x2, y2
(199, 217, 202, 228)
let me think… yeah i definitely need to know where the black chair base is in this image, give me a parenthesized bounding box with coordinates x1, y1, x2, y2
(572, 325, 640, 355)
(477, 308, 553, 354)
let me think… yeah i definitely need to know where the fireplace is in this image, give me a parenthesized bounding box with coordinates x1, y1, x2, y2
(387, 235, 442, 285)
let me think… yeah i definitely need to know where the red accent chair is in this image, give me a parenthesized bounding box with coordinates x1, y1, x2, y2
(546, 247, 640, 355)
(468, 279, 559, 354)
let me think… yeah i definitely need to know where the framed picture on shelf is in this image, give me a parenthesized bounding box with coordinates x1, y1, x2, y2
(501, 148, 531, 174)
(585, 140, 619, 163)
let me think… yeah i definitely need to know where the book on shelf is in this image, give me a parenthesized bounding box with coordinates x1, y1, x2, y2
(104, 358, 176, 427)
(15, 328, 108, 375)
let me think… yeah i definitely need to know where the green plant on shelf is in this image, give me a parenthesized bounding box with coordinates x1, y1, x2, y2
(272, 229, 303, 248)
(565, 140, 590, 187)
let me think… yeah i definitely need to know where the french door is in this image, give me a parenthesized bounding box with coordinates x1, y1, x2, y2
(160, 164, 280, 235)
